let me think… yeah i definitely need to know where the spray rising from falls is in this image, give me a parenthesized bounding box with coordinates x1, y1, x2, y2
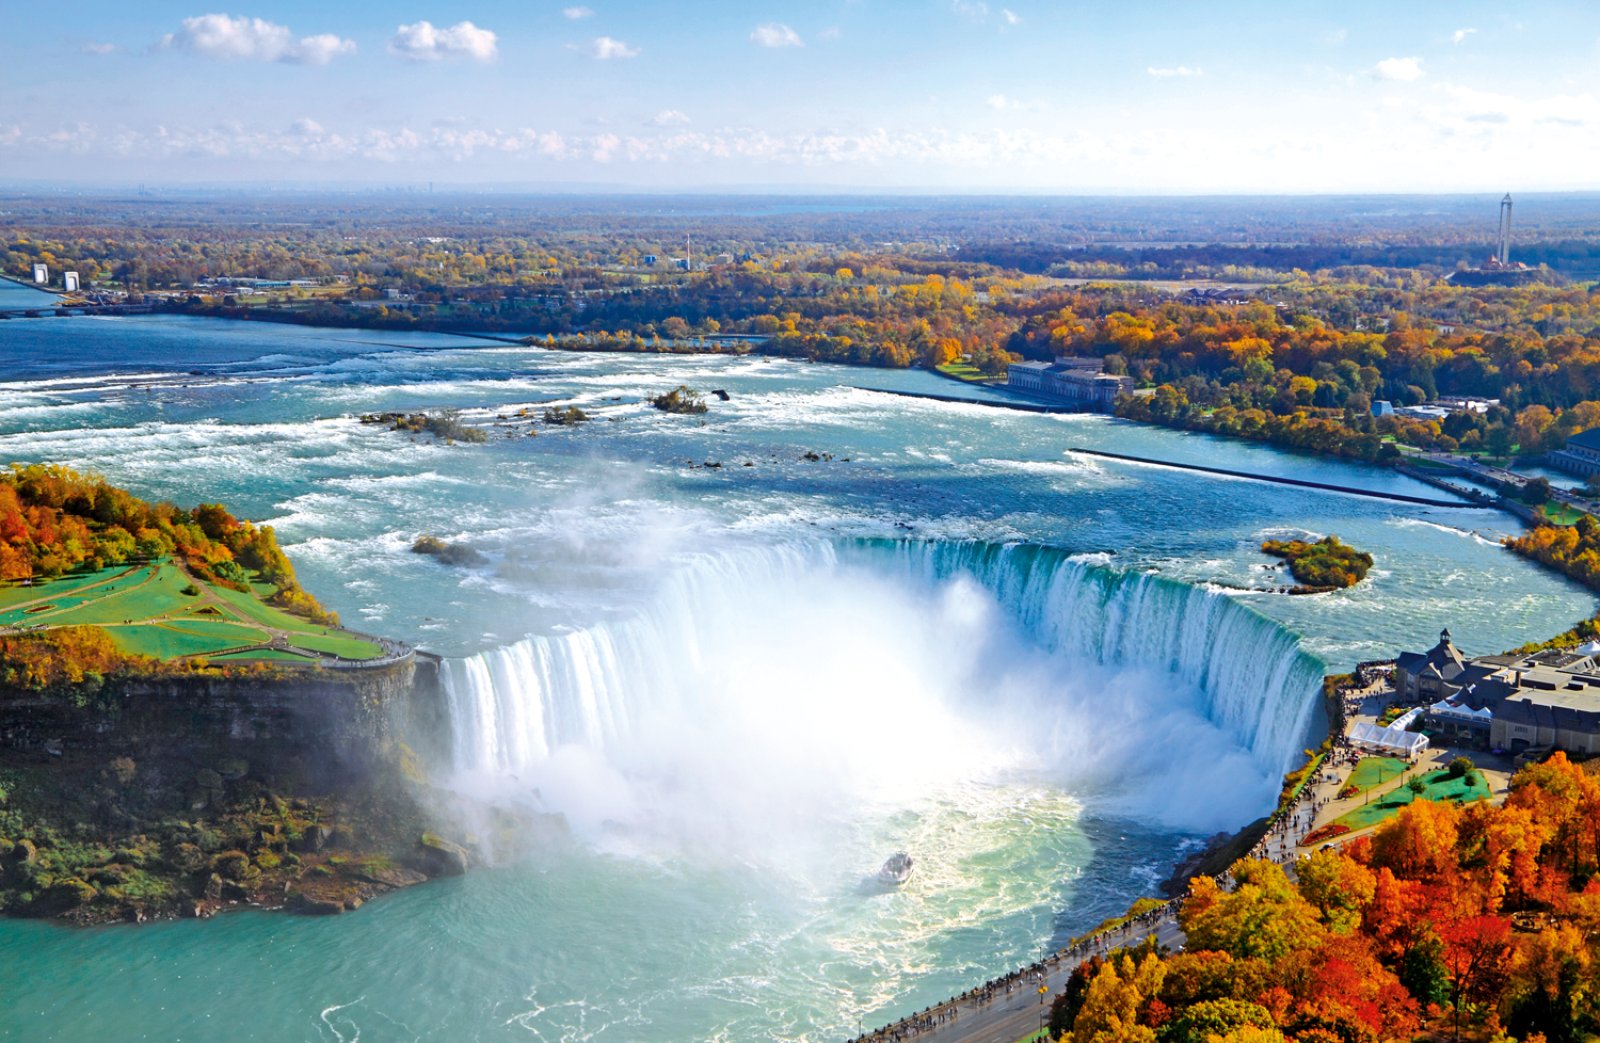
(438, 540, 1325, 839)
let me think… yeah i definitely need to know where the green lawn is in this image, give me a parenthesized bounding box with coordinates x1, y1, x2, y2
(0, 565, 135, 612)
(40, 564, 196, 625)
(1539, 502, 1587, 526)
(156, 617, 271, 646)
(283, 631, 383, 660)
(4, 557, 388, 665)
(1345, 756, 1407, 793)
(936, 362, 995, 383)
(203, 582, 329, 636)
(1333, 769, 1490, 832)
(210, 648, 321, 663)
(0, 566, 157, 625)
(105, 623, 252, 660)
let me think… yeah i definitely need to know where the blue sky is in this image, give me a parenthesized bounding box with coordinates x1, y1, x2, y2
(3, 1, 1599, 192)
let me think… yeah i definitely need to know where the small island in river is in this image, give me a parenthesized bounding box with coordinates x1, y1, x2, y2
(1261, 534, 1374, 594)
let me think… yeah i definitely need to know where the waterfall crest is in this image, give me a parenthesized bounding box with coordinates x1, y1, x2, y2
(439, 540, 1325, 788)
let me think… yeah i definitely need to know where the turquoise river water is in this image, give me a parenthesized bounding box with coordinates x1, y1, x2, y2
(0, 292, 1591, 1040)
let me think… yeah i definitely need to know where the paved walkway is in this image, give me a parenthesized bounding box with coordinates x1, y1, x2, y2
(851, 913, 1184, 1043)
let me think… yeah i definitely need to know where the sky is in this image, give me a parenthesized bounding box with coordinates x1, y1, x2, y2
(3, 1, 1600, 193)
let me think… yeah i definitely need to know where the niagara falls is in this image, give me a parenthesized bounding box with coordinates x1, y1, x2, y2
(1, 301, 1593, 1039)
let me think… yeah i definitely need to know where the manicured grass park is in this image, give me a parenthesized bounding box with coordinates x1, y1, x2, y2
(1332, 767, 1490, 832)
(935, 362, 995, 383)
(0, 558, 383, 664)
(1345, 756, 1408, 794)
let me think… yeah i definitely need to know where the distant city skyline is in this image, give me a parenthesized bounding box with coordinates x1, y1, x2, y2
(4, 1, 1600, 192)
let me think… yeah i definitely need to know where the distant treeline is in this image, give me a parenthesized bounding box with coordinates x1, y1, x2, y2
(961, 240, 1600, 278)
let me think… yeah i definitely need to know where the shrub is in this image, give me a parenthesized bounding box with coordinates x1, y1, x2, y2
(650, 385, 709, 414)
(1447, 756, 1475, 779)
(541, 406, 590, 426)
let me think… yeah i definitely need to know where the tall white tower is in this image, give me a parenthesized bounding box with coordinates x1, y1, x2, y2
(1497, 193, 1513, 266)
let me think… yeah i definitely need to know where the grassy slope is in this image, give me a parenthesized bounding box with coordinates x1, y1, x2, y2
(0, 559, 382, 662)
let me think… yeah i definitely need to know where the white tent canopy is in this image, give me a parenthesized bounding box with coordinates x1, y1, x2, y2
(1428, 698, 1492, 724)
(1350, 720, 1430, 757)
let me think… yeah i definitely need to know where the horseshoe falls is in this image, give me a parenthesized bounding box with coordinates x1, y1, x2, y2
(439, 540, 1325, 846)
(0, 316, 1591, 1043)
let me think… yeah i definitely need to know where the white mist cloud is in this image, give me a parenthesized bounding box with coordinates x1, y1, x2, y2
(1002, 8, 1020, 25)
(82, 42, 119, 56)
(750, 23, 803, 48)
(649, 109, 690, 126)
(563, 6, 595, 18)
(389, 20, 499, 63)
(1374, 55, 1424, 81)
(1452, 27, 1477, 44)
(586, 35, 639, 59)
(986, 93, 1019, 110)
(160, 13, 356, 65)
(1147, 65, 1201, 78)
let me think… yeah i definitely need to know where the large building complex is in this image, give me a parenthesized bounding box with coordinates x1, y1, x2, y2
(1547, 428, 1600, 479)
(1005, 357, 1134, 412)
(1397, 628, 1600, 755)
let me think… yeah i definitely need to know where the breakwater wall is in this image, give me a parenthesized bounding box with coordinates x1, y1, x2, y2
(849, 386, 1083, 414)
(1070, 448, 1477, 508)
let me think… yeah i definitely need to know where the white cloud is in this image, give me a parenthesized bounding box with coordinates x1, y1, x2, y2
(1147, 65, 1201, 78)
(819, 26, 841, 41)
(953, 0, 990, 18)
(290, 117, 324, 136)
(650, 109, 690, 126)
(750, 23, 803, 48)
(986, 93, 1019, 110)
(82, 42, 119, 55)
(563, 6, 594, 18)
(389, 21, 498, 63)
(1452, 27, 1477, 44)
(160, 14, 355, 65)
(1374, 56, 1424, 81)
(1429, 84, 1600, 130)
(1324, 28, 1348, 45)
(1002, 9, 1020, 25)
(297, 34, 359, 66)
(586, 35, 639, 59)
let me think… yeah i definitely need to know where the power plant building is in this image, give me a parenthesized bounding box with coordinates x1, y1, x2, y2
(62, 272, 80, 292)
(1006, 357, 1134, 412)
(32, 263, 47, 284)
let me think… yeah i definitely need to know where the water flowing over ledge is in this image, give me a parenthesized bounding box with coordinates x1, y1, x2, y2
(437, 540, 1325, 793)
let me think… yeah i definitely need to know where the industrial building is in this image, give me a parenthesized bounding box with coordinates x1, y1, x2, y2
(1547, 428, 1600, 479)
(1005, 357, 1133, 412)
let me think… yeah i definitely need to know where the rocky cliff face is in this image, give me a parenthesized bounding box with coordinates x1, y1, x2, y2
(0, 656, 468, 923)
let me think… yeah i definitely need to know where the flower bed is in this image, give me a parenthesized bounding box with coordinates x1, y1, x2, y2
(1302, 823, 1350, 846)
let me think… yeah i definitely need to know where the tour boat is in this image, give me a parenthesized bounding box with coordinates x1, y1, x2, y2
(878, 852, 914, 885)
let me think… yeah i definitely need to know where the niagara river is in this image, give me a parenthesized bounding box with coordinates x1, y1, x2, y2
(0, 302, 1592, 1041)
